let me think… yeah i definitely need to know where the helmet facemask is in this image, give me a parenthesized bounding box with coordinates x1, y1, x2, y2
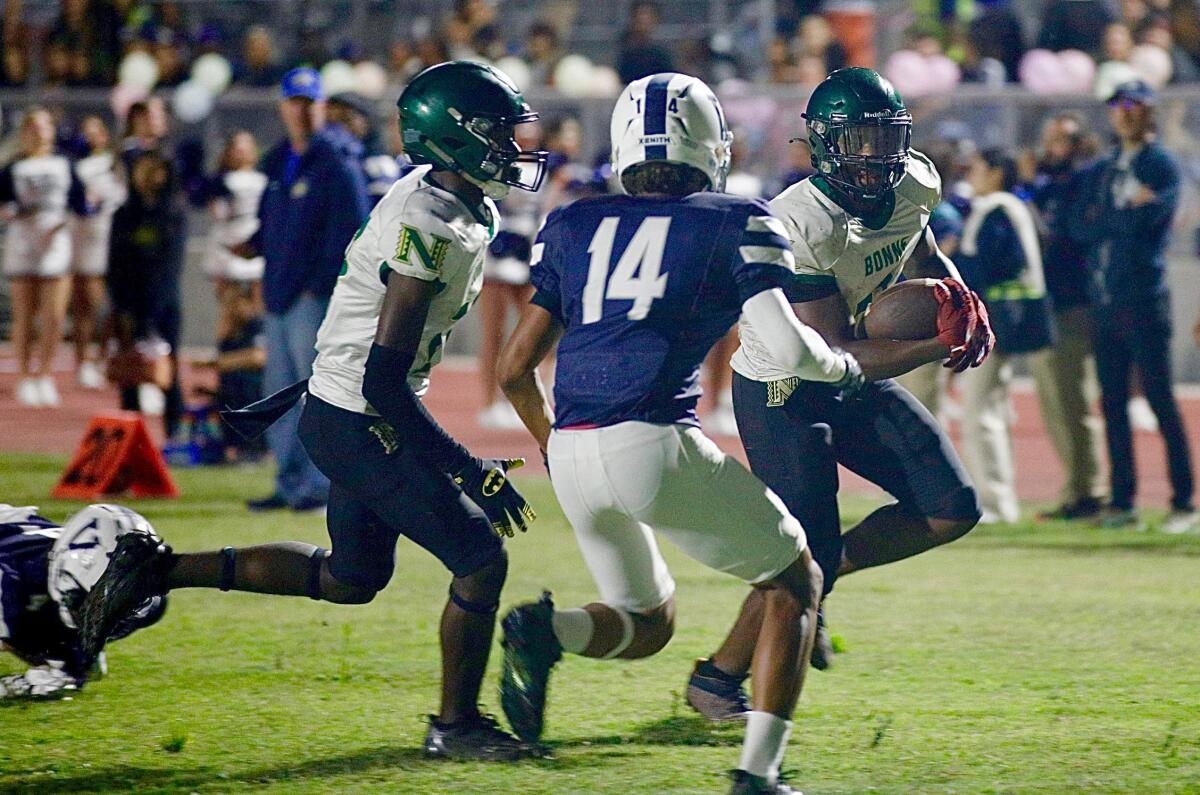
(806, 112, 911, 201)
(443, 109, 548, 200)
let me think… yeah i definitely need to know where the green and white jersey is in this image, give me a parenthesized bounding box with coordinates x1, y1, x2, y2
(731, 150, 941, 383)
(309, 166, 496, 415)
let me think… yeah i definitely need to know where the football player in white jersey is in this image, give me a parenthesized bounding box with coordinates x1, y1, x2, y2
(686, 68, 996, 718)
(2, 107, 90, 407)
(79, 62, 547, 761)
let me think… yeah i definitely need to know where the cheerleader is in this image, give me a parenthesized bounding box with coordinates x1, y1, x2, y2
(70, 115, 126, 390)
(2, 107, 89, 407)
(204, 131, 266, 339)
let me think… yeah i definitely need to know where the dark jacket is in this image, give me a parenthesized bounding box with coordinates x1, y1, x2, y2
(1068, 140, 1180, 313)
(1028, 161, 1090, 310)
(107, 189, 186, 341)
(257, 132, 369, 314)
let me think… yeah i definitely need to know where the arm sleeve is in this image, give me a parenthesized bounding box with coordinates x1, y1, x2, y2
(528, 213, 564, 321)
(740, 288, 848, 383)
(361, 342, 472, 474)
(730, 210, 801, 304)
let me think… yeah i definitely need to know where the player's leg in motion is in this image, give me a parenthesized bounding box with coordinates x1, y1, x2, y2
(501, 423, 820, 793)
(81, 397, 532, 760)
(691, 377, 980, 714)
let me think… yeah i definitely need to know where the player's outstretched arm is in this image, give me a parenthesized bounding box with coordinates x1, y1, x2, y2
(742, 288, 858, 386)
(793, 290, 950, 381)
(365, 272, 534, 536)
(498, 303, 562, 453)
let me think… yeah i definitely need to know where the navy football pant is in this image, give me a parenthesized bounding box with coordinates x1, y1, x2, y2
(298, 395, 503, 590)
(732, 374, 979, 594)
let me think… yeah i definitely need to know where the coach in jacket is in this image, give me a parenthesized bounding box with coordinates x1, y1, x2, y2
(246, 67, 369, 512)
(1069, 80, 1195, 532)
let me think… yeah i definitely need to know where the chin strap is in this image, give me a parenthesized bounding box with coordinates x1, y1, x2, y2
(460, 170, 510, 200)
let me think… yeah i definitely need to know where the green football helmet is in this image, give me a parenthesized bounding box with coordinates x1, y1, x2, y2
(397, 60, 548, 199)
(800, 67, 912, 201)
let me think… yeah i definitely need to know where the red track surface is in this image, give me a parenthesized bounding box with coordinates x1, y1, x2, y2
(1, 351, 1197, 508)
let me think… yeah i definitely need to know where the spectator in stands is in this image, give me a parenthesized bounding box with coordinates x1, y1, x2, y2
(327, 92, 400, 207)
(1026, 112, 1106, 520)
(525, 21, 561, 86)
(46, 0, 110, 86)
(70, 115, 126, 392)
(244, 67, 369, 513)
(152, 28, 188, 87)
(121, 97, 170, 174)
(1069, 80, 1196, 532)
(1039, 0, 1117, 56)
(204, 130, 266, 326)
(968, 0, 1026, 82)
(1139, 13, 1200, 83)
(1103, 21, 1136, 65)
(957, 148, 1055, 524)
(617, 1, 674, 83)
(2, 107, 89, 408)
(796, 14, 847, 75)
(107, 150, 186, 436)
(236, 25, 285, 87)
(0, 0, 29, 87)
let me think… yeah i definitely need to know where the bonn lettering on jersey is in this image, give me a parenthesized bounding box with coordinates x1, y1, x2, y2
(864, 237, 907, 276)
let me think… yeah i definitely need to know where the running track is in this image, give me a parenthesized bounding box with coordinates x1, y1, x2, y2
(1, 351, 1196, 509)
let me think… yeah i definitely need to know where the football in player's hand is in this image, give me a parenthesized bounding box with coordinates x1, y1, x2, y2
(862, 279, 941, 341)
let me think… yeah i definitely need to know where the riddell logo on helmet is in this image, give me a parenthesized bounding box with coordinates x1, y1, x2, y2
(862, 110, 892, 118)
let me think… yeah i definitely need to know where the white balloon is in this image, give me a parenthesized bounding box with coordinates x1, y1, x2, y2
(589, 65, 622, 98)
(554, 54, 594, 98)
(353, 60, 388, 99)
(118, 51, 159, 91)
(191, 53, 232, 95)
(172, 79, 215, 124)
(495, 56, 533, 92)
(320, 60, 358, 96)
(1129, 44, 1172, 89)
(1093, 59, 1141, 99)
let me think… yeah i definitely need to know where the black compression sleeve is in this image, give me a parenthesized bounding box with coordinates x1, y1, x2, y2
(361, 342, 472, 474)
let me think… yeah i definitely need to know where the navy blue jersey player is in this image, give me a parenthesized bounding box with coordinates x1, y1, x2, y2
(496, 73, 862, 795)
(0, 504, 165, 699)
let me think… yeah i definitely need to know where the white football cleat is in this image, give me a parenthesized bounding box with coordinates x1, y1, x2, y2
(37, 377, 60, 407)
(1161, 509, 1199, 535)
(15, 377, 42, 407)
(1128, 396, 1158, 432)
(77, 360, 105, 390)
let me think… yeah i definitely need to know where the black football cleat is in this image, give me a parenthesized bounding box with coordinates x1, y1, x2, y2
(499, 591, 563, 742)
(809, 606, 834, 671)
(423, 713, 539, 761)
(78, 533, 171, 660)
(729, 769, 802, 795)
(686, 659, 749, 722)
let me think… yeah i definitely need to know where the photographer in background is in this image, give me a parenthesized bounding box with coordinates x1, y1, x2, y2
(1069, 81, 1196, 533)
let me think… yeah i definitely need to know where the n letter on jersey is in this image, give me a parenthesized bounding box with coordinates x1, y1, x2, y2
(395, 225, 451, 273)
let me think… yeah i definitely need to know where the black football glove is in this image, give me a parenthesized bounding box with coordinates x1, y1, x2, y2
(454, 457, 536, 538)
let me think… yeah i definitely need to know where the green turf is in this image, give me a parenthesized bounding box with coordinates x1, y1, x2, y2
(1, 452, 1198, 794)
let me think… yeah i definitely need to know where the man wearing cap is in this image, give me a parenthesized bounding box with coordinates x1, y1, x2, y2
(1069, 80, 1196, 532)
(244, 67, 370, 512)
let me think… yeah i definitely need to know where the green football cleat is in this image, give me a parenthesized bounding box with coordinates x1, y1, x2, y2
(423, 713, 539, 761)
(499, 591, 563, 742)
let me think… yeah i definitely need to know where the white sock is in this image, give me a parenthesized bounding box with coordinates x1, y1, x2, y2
(551, 608, 594, 654)
(739, 711, 792, 784)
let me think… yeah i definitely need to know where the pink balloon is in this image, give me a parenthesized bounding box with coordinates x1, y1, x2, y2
(1020, 48, 1067, 94)
(1057, 49, 1096, 92)
(926, 55, 961, 93)
(110, 83, 149, 121)
(886, 50, 933, 97)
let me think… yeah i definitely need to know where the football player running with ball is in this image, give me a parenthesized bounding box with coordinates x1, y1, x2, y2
(685, 68, 995, 719)
(497, 73, 863, 794)
(79, 62, 545, 760)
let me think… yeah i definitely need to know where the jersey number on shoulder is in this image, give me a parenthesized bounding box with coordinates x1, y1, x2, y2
(582, 216, 671, 324)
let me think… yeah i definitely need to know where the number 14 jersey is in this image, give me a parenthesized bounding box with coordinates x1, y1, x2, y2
(530, 192, 796, 430)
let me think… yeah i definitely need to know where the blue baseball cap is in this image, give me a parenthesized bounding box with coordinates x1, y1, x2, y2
(281, 67, 323, 101)
(1107, 79, 1156, 106)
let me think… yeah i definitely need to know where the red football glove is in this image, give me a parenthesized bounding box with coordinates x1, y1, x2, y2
(933, 278, 977, 354)
(945, 290, 995, 373)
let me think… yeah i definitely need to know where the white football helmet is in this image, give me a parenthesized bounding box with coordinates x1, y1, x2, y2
(610, 72, 733, 192)
(47, 504, 160, 629)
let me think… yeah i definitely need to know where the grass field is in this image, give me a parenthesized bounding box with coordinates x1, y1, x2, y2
(1, 453, 1199, 794)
